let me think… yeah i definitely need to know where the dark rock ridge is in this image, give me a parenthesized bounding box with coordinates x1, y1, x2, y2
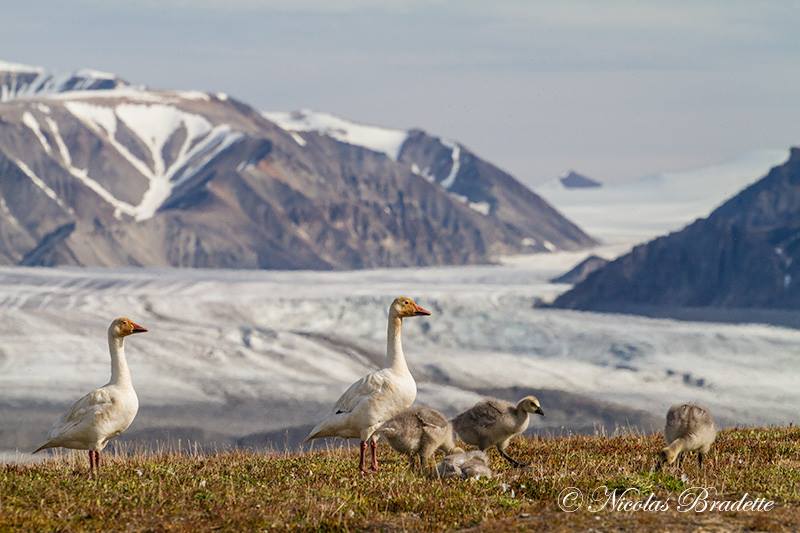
(550, 255, 609, 284)
(559, 170, 601, 189)
(554, 149, 799, 310)
(0, 61, 595, 269)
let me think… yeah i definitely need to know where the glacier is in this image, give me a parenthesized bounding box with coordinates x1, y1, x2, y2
(0, 242, 797, 456)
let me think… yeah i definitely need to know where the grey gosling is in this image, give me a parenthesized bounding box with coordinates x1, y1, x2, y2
(374, 405, 458, 470)
(436, 450, 492, 479)
(658, 403, 717, 470)
(452, 395, 543, 467)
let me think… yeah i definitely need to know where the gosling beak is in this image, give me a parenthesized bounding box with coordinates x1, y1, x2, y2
(131, 322, 148, 334)
(414, 304, 432, 316)
(535, 407, 545, 417)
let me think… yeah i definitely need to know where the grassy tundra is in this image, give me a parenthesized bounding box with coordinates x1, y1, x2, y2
(2, 427, 798, 531)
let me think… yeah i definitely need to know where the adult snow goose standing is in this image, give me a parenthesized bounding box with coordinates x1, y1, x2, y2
(33, 317, 147, 474)
(306, 296, 431, 473)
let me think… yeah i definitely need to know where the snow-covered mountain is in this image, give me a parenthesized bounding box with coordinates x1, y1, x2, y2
(263, 110, 408, 161)
(0, 60, 128, 101)
(265, 110, 594, 251)
(0, 61, 595, 269)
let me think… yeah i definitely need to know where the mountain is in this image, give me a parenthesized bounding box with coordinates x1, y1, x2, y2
(559, 170, 601, 189)
(0, 60, 128, 101)
(553, 148, 800, 310)
(549, 255, 609, 284)
(535, 149, 791, 245)
(264, 110, 595, 252)
(0, 62, 595, 269)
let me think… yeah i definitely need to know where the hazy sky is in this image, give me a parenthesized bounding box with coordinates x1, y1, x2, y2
(3, 1, 799, 185)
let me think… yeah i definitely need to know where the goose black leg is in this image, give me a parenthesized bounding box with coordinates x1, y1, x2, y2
(497, 446, 529, 468)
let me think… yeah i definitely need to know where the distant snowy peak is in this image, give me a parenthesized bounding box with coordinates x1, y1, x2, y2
(263, 110, 477, 205)
(262, 110, 593, 245)
(559, 170, 602, 189)
(263, 109, 409, 160)
(0, 60, 45, 73)
(263, 109, 488, 214)
(0, 59, 129, 102)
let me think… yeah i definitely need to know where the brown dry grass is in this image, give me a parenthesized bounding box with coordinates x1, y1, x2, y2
(1, 427, 798, 531)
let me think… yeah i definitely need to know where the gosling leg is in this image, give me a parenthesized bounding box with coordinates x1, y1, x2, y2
(497, 445, 528, 468)
(418, 440, 439, 472)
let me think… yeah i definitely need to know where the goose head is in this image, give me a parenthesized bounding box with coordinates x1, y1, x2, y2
(110, 317, 148, 339)
(390, 296, 432, 319)
(518, 395, 544, 416)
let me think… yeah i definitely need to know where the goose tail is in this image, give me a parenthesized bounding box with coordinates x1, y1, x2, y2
(32, 442, 51, 454)
(304, 420, 330, 442)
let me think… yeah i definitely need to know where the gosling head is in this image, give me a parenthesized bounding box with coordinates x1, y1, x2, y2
(659, 446, 678, 467)
(518, 395, 544, 417)
(109, 317, 148, 339)
(390, 296, 432, 319)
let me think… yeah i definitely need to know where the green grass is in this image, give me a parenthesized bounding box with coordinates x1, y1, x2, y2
(2, 427, 799, 531)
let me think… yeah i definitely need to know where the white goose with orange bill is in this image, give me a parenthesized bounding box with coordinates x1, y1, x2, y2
(305, 296, 431, 474)
(32, 317, 148, 474)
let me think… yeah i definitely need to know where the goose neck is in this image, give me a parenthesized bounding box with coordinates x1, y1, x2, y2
(514, 403, 530, 423)
(387, 314, 408, 373)
(108, 333, 131, 386)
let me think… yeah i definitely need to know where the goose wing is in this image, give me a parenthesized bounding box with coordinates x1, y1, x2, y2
(44, 388, 113, 444)
(414, 407, 449, 429)
(458, 399, 506, 429)
(333, 369, 392, 414)
(306, 369, 399, 440)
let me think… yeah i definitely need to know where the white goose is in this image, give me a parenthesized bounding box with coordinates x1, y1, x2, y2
(306, 296, 431, 473)
(33, 317, 147, 474)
